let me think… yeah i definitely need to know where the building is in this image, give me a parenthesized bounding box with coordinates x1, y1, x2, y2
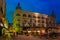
(0, 0, 6, 24)
(56, 23, 60, 33)
(13, 3, 56, 35)
(47, 11, 56, 27)
(0, 0, 6, 36)
(46, 11, 56, 33)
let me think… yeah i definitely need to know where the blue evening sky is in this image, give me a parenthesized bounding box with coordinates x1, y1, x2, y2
(6, 0, 60, 23)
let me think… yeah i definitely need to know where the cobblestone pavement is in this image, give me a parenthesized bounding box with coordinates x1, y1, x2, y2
(0, 35, 60, 40)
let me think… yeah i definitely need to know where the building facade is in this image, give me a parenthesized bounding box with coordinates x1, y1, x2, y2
(56, 23, 60, 33)
(0, 0, 6, 36)
(46, 11, 56, 27)
(13, 3, 56, 35)
(0, 0, 6, 23)
(46, 11, 56, 34)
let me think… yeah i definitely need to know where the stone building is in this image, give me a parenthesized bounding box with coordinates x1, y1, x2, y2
(56, 23, 60, 33)
(0, 0, 6, 23)
(13, 3, 56, 35)
(46, 11, 56, 33)
(0, 0, 6, 36)
(46, 11, 56, 27)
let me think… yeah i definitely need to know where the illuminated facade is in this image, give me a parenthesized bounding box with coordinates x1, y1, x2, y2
(45, 11, 56, 34)
(0, 0, 6, 23)
(56, 23, 60, 33)
(0, 0, 6, 36)
(13, 3, 56, 35)
(13, 3, 48, 27)
(46, 11, 56, 27)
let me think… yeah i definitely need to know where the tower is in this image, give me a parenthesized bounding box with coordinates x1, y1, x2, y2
(51, 10, 56, 18)
(16, 3, 22, 10)
(50, 10, 56, 27)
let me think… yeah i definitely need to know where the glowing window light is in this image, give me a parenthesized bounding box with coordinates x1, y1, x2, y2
(42, 30, 45, 33)
(0, 23, 3, 26)
(4, 24, 8, 28)
(28, 31, 31, 33)
(37, 30, 40, 32)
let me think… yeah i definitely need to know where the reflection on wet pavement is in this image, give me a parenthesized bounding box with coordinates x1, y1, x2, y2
(0, 35, 60, 40)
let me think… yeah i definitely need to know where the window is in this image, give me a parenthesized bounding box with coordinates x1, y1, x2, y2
(0, 7, 3, 13)
(38, 20, 40, 23)
(46, 18, 49, 21)
(42, 17, 44, 19)
(30, 19, 32, 22)
(32, 20, 36, 23)
(17, 19, 20, 22)
(28, 15, 31, 18)
(33, 16, 36, 18)
(38, 16, 40, 18)
(42, 24, 44, 27)
(49, 21, 51, 24)
(16, 13, 20, 16)
(23, 27, 26, 30)
(33, 23, 36, 27)
(42, 21, 44, 23)
(16, 23, 20, 27)
(17, 19, 20, 21)
(23, 14, 26, 17)
(38, 24, 40, 27)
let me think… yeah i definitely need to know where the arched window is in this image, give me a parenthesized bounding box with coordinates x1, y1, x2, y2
(28, 15, 31, 18)
(38, 24, 40, 27)
(42, 21, 44, 23)
(38, 16, 40, 18)
(33, 16, 36, 18)
(23, 14, 26, 17)
(16, 13, 20, 16)
(0, 7, 3, 13)
(42, 17, 44, 19)
(38, 20, 40, 23)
